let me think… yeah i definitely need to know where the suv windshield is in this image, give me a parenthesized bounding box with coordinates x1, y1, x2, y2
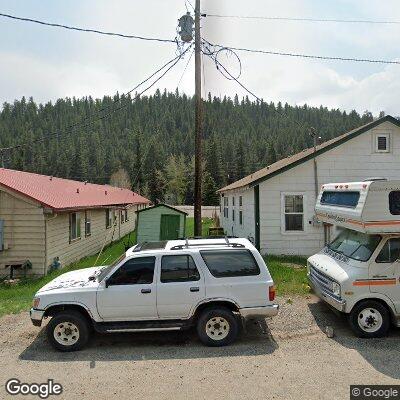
(97, 254, 125, 282)
(327, 230, 381, 261)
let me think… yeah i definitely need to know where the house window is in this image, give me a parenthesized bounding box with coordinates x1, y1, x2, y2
(125, 208, 129, 222)
(69, 212, 81, 241)
(375, 134, 389, 153)
(282, 194, 304, 232)
(223, 197, 228, 218)
(106, 209, 114, 229)
(85, 211, 91, 237)
(239, 195, 243, 225)
(232, 196, 235, 222)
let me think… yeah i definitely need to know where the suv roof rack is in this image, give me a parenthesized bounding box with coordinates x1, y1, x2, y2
(170, 236, 245, 250)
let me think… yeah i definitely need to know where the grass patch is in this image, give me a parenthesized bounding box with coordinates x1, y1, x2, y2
(265, 255, 309, 296)
(0, 232, 136, 318)
(0, 224, 310, 318)
(185, 217, 213, 237)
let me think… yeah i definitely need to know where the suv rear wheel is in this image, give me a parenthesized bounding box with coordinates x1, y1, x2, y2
(349, 300, 390, 338)
(46, 310, 90, 351)
(197, 307, 239, 346)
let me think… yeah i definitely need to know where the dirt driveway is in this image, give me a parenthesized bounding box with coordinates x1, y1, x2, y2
(1, 295, 399, 400)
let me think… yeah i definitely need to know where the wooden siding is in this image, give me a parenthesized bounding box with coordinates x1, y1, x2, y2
(0, 187, 46, 276)
(45, 205, 141, 272)
(221, 121, 400, 256)
(220, 188, 255, 242)
(136, 206, 185, 243)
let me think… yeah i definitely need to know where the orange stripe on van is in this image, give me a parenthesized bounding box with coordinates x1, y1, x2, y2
(352, 279, 397, 286)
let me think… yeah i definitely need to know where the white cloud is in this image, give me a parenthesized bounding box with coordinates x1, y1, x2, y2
(0, 0, 399, 116)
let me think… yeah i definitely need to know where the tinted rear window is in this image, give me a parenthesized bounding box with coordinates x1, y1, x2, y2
(200, 250, 260, 278)
(389, 191, 400, 215)
(320, 191, 360, 208)
(161, 255, 200, 283)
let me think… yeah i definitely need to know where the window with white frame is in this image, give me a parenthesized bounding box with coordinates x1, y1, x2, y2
(106, 209, 115, 229)
(282, 194, 304, 232)
(223, 197, 228, 218)
(69, 212, 81, 241)
(375, 134, 390, 153)
(85, 211, 91, 237)
(239, 195, 243, 225)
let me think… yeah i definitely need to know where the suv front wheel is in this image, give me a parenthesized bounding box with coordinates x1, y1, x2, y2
(197, 307, 239, 346)
(46, 310, 90, 351)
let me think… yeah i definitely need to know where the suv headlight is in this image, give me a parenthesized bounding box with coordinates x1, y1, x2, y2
(32, 297, 40, 308)
(331, 282, 341, 297)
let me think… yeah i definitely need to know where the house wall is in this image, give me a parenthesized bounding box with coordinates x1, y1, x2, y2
(220, 187, 255, 242)
(136, 206, 185, 243)
(0, 187, 46, 276)
(221, 121, 400, 256)
(45, 204, 142, 272)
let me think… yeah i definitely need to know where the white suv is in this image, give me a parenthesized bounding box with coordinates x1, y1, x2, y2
(30, 238, 278, 351)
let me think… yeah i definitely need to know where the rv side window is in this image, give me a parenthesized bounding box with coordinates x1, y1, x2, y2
(389, 191, 400, 215)
(376, 238, 400, 263)
(320, 191, 360, 208)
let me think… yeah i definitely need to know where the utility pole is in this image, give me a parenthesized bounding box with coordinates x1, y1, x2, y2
(193, 0, 203, 236)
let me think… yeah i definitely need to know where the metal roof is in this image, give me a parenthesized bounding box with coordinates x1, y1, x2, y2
(218, 115, 400, 193)
(0, 168, 150, 211)
(136, 203, 188, 215)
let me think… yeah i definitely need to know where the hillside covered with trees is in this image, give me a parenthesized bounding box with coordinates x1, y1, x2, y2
(0, 90, 374, 205)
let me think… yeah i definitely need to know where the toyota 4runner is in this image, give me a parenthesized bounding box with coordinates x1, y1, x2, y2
(30, 238, 278, 351)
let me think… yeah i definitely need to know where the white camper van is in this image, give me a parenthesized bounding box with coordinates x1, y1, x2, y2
(307, 179, 400, 337)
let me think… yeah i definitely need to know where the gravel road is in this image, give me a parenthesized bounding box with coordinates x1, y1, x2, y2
(1, 295, 399, 400)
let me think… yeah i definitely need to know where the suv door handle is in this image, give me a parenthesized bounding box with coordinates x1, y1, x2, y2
(190, 287, 200, 292)
(141, 288, 151, 294)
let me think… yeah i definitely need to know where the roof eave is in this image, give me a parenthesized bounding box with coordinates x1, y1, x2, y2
(217, 115, 400, 191)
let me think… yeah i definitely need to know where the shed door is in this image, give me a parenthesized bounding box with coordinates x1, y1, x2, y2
(160, 214, 180, 240)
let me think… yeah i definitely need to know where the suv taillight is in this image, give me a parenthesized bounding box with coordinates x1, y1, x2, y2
(269, 285, 276, 302)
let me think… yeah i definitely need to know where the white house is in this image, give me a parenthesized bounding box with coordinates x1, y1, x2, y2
(218, 115, 400, 256)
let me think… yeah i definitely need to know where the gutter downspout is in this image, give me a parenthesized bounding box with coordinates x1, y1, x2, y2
(43, 212, 58, 276)
(310, 127, 319, 199)
(310, 127, 329, 245)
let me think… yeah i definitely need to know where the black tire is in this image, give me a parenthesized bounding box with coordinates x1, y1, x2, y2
(46, 310, 91, 352)
(196, 307, 239, 347)
(349, 300, 390, 338)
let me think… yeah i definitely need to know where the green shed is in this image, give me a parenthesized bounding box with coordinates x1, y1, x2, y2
(136, 204, 187, 243)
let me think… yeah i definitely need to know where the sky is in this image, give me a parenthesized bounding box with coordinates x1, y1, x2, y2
(0, 0, 399, 115)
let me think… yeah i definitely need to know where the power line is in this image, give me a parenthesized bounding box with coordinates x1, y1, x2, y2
(204, 13, 400, 25)
(177, 48, 194, 87)
(203, 41, 310, 132)
(203, 39, 400, 65)
(0, 46, 191, 153)
(0, 12, 176, 43)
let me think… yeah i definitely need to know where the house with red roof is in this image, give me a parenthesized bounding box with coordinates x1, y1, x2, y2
(0, 168, 150, 276)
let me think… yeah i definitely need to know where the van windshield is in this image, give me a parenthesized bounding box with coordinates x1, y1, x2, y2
(327, 230, 381, 262)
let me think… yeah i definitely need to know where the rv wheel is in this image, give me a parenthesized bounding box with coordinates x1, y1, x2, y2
(349, 300, 390, 338)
